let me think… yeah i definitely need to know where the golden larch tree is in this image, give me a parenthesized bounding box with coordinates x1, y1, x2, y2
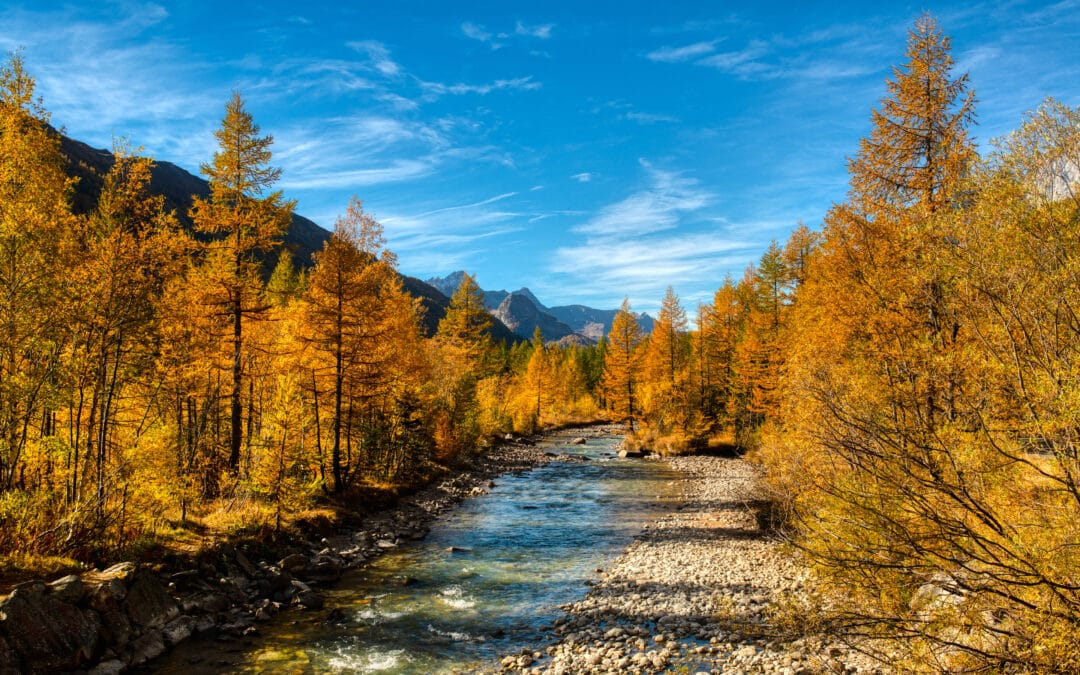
(0, 52, 76, 493)
(603, 299, 644, 430)
(191, 92, 294, 474)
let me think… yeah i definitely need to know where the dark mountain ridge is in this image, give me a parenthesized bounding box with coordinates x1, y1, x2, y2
(57, 134, 521, 342)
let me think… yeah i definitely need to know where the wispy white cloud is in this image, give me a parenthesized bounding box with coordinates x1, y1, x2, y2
(571, 172, 593, 182)
(623, 111, 679, 124)
(0, 4, 218, 164)
(346, 40, 401, 77)
(379, 191, 534, 272)
(411, 191, 520, 218)
(646, 24, 887, 83)
(421, 76, 542, 96)
(274, 114, 450, 192)
(461, 21, 505, 49)
(646, 40, 719, 63)
(696, 40, 772, 76)
(550, 229, 760, 314)
(575, 160, 712, 236)
(515, 21, 554, 39)
(540, 160, 772, 313)
(463, 19, 554, 49)
(283, 160, 433, 190)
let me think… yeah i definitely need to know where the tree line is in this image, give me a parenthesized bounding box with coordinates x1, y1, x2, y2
(596, 15, 1080, 672)
(0, 53, 608, 564)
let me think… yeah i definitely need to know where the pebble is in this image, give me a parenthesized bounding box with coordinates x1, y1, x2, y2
(494, 455, 889, 674)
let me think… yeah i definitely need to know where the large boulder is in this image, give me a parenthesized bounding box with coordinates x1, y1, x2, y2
(0, 581, 101, 672)
(85, 576, 133, 649)
(124, 572, 179, 629)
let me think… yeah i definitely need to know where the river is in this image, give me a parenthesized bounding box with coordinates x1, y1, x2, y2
(155, 432, 680, 673)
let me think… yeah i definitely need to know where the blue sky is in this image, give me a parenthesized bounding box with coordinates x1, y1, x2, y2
(2, 1, 1078, 314)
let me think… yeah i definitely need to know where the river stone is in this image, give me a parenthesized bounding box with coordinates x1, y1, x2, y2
(292, 589, 324, 610)
(161, 615, 196, 647)
(99, 562, 136, 581)
(0, 581, 101, 672)
(571, 437, 587, 445)
(0, 633, 20, 675)
(126, 629, 165, 667)
(124, 572, 179, 630)
(89, 659, 126, 675)
(304, 556, 343, 582)
(48, 574, 85, 604)
(278, 554, 308, 572)
(265, 567, 293, 592)
(86, 579, 133, 649)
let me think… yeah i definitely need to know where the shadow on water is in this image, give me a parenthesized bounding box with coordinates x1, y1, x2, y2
(154, 434, 681, 674)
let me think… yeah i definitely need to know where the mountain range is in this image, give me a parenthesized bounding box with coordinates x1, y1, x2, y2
(58, 132, 650, 345)
(426, 272, 654, 343)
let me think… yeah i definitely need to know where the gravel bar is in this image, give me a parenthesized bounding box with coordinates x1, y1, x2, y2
(495, 455, 888, 675)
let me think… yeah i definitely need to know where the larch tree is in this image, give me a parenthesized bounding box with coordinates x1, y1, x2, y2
(300, 196, 421, 491)
(436, 272, 494, 375)
(697, 277, 741, 431)
(757, 15, 1020, 667)
(191, 92, 294, 475)
(519, 327, 555, 432)
(0, 51, 75, 492)
(266, 250, 302, 308)
(642, 287, 691, 433)
(66, 143, 181, 519)
(734, 243, 790, 427)
(431, 273, 493, 460)
(603, 299, 644, 430)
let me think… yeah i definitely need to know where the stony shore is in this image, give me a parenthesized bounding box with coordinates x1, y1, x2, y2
(0, 426, 606, 674)
(496, 454, 888, 675)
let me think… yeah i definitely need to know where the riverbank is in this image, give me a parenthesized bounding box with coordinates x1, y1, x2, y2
(0, 425, 613, 674)
(497, 455, 887, 674)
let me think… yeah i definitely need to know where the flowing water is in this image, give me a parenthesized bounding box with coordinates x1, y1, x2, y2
(158, 433, 679, 673)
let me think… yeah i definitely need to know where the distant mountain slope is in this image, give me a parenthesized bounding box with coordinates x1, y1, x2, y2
(547, 304, 655, 338)
(491, 293, 574, 341)
(398, 277, 518, 343)
(56, 134, 521, 343)
(552, 333, 597, 348)
(425, 271, 468, 298)
(427, 271, 654, 341)
(425, 272, 545, 311)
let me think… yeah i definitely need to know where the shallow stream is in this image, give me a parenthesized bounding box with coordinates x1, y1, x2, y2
(157, 432, 679, 673)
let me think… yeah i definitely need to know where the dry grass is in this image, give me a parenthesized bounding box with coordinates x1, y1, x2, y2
(0, 553, 84, 593)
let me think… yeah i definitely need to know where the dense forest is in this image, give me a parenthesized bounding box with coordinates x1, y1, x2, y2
(0, 53, 610, 569)
(2, 11, 1079, 671)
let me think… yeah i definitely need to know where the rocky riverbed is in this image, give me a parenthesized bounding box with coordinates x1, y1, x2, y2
(497, 455, 888, 675)
(0, 427, 606, 674)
